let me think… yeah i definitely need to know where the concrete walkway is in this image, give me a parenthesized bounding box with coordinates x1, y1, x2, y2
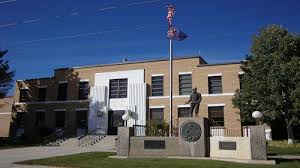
(0, 146, 115, 168)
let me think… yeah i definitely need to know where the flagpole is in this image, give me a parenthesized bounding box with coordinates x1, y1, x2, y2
(166, 4, 187, 137)
(169, 38, 173, 137)
(166, 4, 175, 137)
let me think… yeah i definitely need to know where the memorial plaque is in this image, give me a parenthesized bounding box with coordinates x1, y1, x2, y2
(144, 140, 165, 149)
(181, 122, 202, 142)
(219, 141, 236, 150)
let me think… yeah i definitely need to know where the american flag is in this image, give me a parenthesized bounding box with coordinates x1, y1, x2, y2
(166, 4, 188, 41)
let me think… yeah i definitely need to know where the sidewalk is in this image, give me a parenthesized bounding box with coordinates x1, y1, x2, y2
(0, 146, 115, 168)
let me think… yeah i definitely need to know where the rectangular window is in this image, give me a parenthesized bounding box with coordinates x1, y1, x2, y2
(109, 78, 128, 99)
(19, 89, 30, 102)
(38, 88, 47, 101)
(208, 76, 222, 94)
(151, 76, 163, 96)
(55, 111, 65, 128)
(178, 107, 192, 118)
(76, 110, 87, 129)
(150, 108, 164, 124)
(35, 112, 45, 126)
(208, 106, 224, 126)
(16, 112, 25, 128)
(57, 83, 68, 101)
(78, 81, 89, 100)
(179, 74, 192, 95)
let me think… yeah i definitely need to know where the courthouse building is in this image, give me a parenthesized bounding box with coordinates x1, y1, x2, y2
(3, 56, 243, 138)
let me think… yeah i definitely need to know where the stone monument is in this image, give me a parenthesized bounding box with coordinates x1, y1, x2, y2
(178, 118, 209, 157)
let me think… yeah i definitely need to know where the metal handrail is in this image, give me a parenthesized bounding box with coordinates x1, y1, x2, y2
(41, 119, 87, 145)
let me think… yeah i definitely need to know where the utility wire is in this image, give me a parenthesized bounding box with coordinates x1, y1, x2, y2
(0, 0, 16, 5)
(0, 0, 164, 29)
(11, 24, 165, 46)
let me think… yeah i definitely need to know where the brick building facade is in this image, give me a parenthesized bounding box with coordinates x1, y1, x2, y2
(3, 56, 242, 138)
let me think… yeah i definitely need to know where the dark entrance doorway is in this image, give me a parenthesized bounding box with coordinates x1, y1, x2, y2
(108, 110, 125, 135)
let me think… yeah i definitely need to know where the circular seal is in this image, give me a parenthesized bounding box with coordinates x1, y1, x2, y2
(180, 122, 201, 142)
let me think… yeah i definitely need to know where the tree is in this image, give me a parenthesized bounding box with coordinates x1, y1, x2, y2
(0, 50, 14, 98)
(232, 25, 300, 144)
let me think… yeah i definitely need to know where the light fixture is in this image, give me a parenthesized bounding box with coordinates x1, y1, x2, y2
(252, 111, 263, 119)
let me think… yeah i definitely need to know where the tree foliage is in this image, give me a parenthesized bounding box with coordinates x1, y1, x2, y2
(0, 50, 14, 98)
(232, 25, 300, 142)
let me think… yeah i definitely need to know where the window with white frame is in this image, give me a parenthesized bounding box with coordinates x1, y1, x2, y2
(151, 76, 163, 96)
(16, 112, 25, 128)
(78, 81, 89, 100)
(109, 78, 128, 98)
(57, 83, 68, 101)
(38, 88, 47, 101)
(35, 111, 45, 126)
(208, 106, 224, 126)
(179, 74, 192, 95)
(208, 76, 222, 94)
(150, 108, 164, 124)
(76, 110, 88, 129)
(19, 88, 30, 102)
(55, 111, 66, 128)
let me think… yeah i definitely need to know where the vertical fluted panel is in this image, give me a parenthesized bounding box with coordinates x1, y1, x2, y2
(88, 85, 108, 134)
(128, 83, 146, 135)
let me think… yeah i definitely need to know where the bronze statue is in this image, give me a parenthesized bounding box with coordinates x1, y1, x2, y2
(185, 88, 202, 115)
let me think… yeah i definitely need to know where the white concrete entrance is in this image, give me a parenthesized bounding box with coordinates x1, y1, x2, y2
(88, 69, 146, 135)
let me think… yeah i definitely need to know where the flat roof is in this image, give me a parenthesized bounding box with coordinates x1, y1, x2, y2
(55, 55, 207, 71)
(197, 61, 242, 67)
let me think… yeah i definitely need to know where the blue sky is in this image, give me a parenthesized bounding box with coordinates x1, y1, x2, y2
(1, 0, 300, 84)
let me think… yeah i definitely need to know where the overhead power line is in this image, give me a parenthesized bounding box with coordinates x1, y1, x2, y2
(12, 24, 165, 46)
(127, 0, 161, 6)
(0, 0, 164, 29)
(0, 22, 16, 28)
(0, 0, 16, 5)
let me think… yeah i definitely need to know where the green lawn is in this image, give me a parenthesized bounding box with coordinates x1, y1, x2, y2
(268, 141, 300, 155)
(16, 152, 300, 168)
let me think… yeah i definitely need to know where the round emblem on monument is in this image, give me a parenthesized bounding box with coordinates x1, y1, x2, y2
(181, 122, 201, 142)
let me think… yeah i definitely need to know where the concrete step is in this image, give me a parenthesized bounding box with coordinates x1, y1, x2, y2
(44, 135, 117, 149)
(92, 135, 117, 150)
(60, 137, 79, 147)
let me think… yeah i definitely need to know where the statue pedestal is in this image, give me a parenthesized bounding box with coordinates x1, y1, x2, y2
(178, 118, 210, 157)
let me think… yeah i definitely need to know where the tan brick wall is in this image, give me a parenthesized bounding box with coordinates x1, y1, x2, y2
(15, 57, 200, 102)
(194, 63, 241, 94)
(0, 97, 13, 137)
(0, 114, 11, 137)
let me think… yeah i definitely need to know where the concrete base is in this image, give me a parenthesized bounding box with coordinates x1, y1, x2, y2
(108, 155, 276, 165)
